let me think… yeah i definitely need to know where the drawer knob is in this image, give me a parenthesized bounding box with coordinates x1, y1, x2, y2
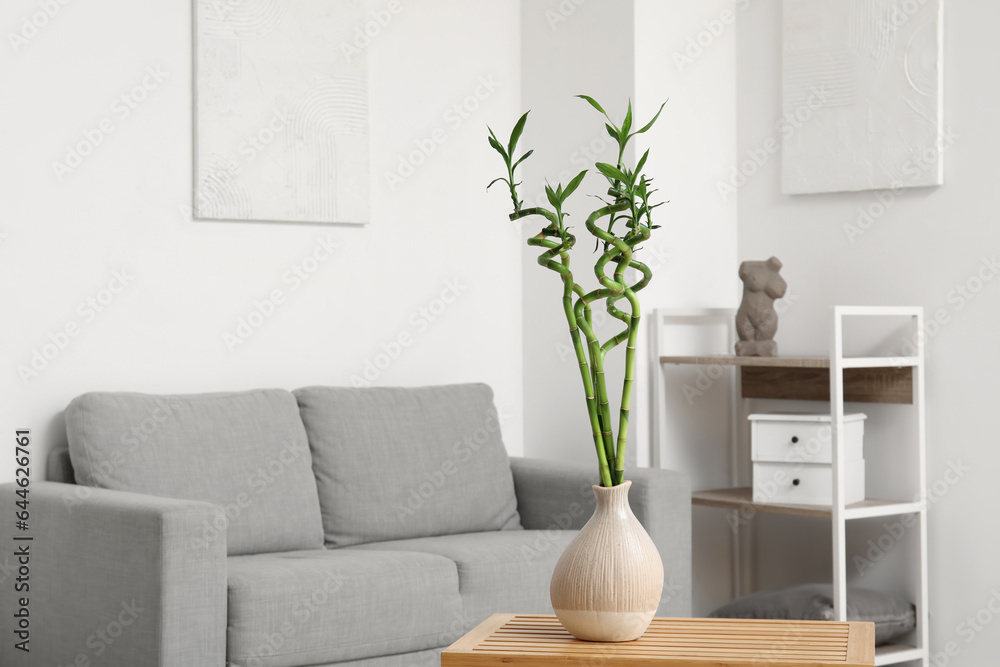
(792, 478, 801, 486)
(791, 436, 799, 444)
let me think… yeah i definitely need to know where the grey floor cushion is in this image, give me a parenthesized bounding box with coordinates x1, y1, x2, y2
(294, 384, 521, 547)
(709, 583, 916, 645)
(66, 389, 324, 556)
(349, 530, 578, 630)
(226, 549, 463, 667)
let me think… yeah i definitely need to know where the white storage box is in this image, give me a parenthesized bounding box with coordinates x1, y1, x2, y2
(750, 413, 866, 506)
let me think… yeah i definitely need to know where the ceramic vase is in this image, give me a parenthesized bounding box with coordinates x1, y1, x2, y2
(549, 480, 664, 642)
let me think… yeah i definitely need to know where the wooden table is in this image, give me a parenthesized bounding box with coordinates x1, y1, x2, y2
(442, 614, 875, 666)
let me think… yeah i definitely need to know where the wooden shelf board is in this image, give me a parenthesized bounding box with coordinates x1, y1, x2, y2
(661, 354, 831, 368)
(841, 356, 919, 369)
(660, 354, 917, 370)
(692, 487, 920, 520)
(659, 355, 914, 404)
(874, 643, 924, 665)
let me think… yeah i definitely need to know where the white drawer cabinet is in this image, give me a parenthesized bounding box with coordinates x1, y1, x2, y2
(751, 413, 866, 464)
(752, 459, 866, 506)
(750, 413, 867, 506)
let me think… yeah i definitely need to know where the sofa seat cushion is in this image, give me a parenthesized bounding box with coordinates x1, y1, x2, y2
(294, 384, 521, 547)
(66, 389, 324, 556)
(301, 649, 442, 667)
(349, 530, 578, 629)
(226, 549, 463, 667)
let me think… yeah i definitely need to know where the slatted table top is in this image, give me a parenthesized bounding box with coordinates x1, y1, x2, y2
(442, 614, 875, 666)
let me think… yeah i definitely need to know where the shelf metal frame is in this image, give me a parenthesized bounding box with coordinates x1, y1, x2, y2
(653, 306, 929, 666)
(830, 306, 928, 666)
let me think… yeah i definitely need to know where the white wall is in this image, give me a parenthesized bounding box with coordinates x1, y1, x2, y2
(518, 0, 636, 466)
(0, 0, 524, 483)
(737, 1, 1000, 662)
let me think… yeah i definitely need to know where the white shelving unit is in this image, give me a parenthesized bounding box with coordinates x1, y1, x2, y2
(652, 306, 929, 667)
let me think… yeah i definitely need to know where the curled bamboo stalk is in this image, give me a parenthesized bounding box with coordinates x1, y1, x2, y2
(517, 214, 614, 488)
(488, 98, 666, 487)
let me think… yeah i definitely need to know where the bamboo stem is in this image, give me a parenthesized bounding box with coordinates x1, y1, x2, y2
(525, 220, 614, 487)
(574, 292, 615, 476)
(488, 98, 666, 488)
(562, 272, 613, 488)
(614, 288, 641, 484)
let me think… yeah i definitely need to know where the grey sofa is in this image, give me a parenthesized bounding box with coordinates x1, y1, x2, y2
(0, 383, 690, 667)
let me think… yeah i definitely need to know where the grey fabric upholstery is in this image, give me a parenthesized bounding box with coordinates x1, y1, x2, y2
(0, 481, 227, 667)
(65, 389, 324, 556)
(349, 530, 578, 630)
(307, 649, 441, 667)
(227, 549, 463, 667)
(509, 457, 692, 617)
(46, 446, 74, 483)
(18, 387, 693, 667)
(295, 384, 521, 547)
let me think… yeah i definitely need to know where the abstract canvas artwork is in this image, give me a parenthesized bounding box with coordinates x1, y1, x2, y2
(194, 0, 369, 224)
(781, 0, 944, 195)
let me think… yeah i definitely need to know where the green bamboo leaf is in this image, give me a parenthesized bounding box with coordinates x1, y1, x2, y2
(576, 94, 608, 118)
(487, 177, 509, 190)
(605, 123, 619, 142)
(489, 127, 509, 158)
(635, 149, 649, 175)
(632, 100, 667, 136)
(545, 184, 560, 209)
(621, 166, 636, 187)
(596, 162, 627, 183)
(621, 100, 632, 137)
(512, 149, 534, 169)
(507, 112, 529, 156)
(562, 170, 588, 200)
(487, 135, 508, 160)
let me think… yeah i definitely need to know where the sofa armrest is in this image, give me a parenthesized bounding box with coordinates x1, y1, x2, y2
(0, 481, 227, 667)
(509, 457, 691, 617)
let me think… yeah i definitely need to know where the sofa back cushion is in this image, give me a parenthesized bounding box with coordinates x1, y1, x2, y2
(294, 384, 521, 547)
(66, 389, 324, 556)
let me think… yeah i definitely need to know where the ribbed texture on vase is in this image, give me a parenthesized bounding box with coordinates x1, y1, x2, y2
(550, 481, 664, 642)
